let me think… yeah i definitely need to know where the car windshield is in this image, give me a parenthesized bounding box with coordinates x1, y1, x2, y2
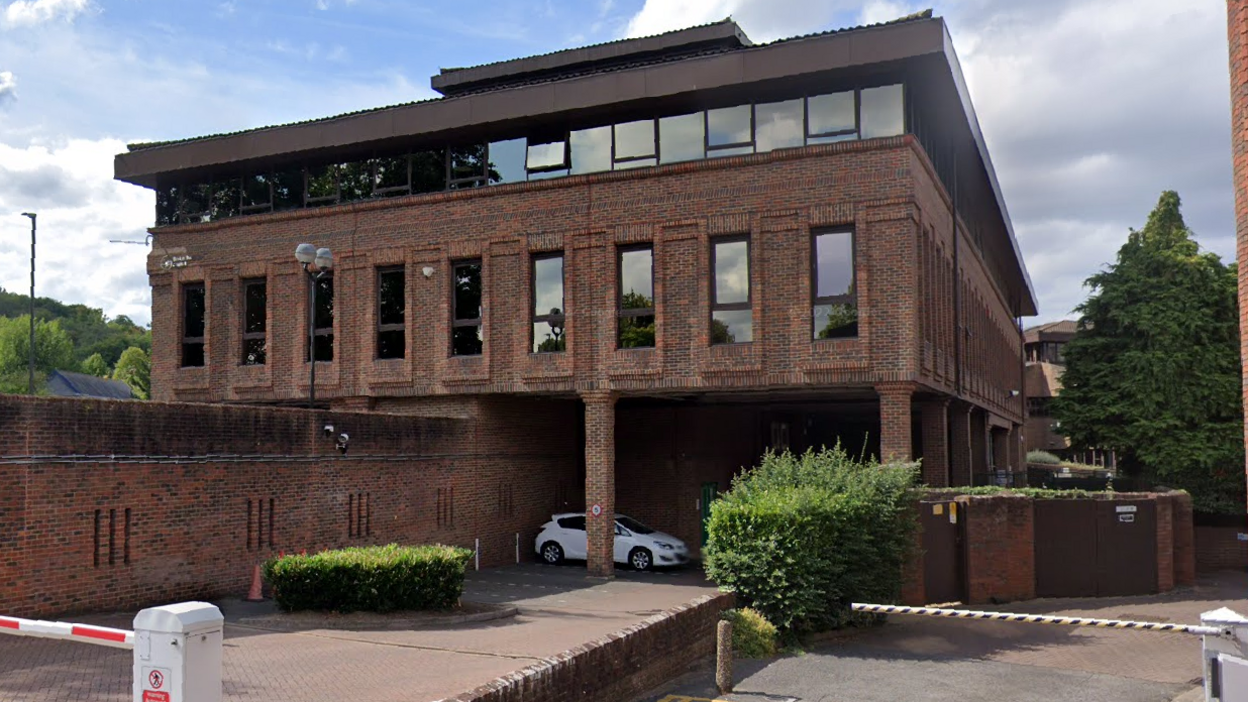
(616, 516, 655, 534)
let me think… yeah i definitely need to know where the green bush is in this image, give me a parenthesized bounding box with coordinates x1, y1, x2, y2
(1026, 450, 1062, 465)
(704, 447, 917, 634)
(263, 543, 473, 613)
(724, 608, 779, 658)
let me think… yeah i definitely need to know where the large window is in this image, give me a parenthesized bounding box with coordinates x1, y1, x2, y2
(754, 99, 804, 153)
(377, 267, 405, 359)
(570, 126, 612, 175)
(658, 112, 705, 164)
(812, 230, 857, 339)
(181, 283, 206, 367)
(532, 254, 565, 353)
(706, 105, 753, 157)
(613, 120, 657, 169)
(309, 275, 334, 362)
(242, 279, 266, 365)
(618, 246, 655, 349)
(452, 261, 483, 356)
(861, 84, 905, 139)
(806, 91, 857, 143)
(711, 237, 751, 344)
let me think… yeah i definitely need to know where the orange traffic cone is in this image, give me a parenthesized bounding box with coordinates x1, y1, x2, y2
(245, 564, 264, 602)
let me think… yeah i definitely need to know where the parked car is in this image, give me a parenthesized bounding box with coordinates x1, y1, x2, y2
(534, 513, 689, 571)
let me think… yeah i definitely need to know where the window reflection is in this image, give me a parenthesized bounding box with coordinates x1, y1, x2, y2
(374, 156, 410, 194)
(812, 230, 857, 339)
(618, 247, 655, 349)
(659, 113, 705, 163)
(450, 144, 488, 186)
(338, 161, 371, 202)
(712, 310, 752, 344)
(860, 84, 904, 139)
(210, 179, 240, 220)
(181, 184, 211, 223)
(532, 255, 565, 353)
(156, 184, 180, 225)
(614, 120, 656, 161)
(754, 99, 804, 153)
(570, 126, 612, 175)
(310, 275, 335, 362)
(527, 140, 567, 171)
(377, 267, 405, 359)
(306, 164, 337, 204)
(807, 91, 856, 139)
(711, 238, 751, 345)
(452, 261, 483, 356)
(707, 105, 752, 148)
(488, 138, 527, 184)
(181, 283, 206, 367)
(412, 150, 447, 193)
(272, 169, 303, 210)
(243, 279, 266, 365)
(242, 174, 272, 211)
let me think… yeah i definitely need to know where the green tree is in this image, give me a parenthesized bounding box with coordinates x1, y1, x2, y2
(0, 315, 76, 393)
(113, 346, 151, 400)
(80, 352, 111, 377)
(1052, 191, 1243, 513)
(618, 291, 655, 348)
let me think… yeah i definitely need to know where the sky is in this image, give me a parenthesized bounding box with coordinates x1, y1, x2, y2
(0, 0, 1233, 327)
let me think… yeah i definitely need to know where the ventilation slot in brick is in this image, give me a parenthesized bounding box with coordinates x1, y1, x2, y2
(247, 497, 276, 550)
(348, 492, 372, 539)
(437, 486, 455, 529)
(93, 507, 131, 568)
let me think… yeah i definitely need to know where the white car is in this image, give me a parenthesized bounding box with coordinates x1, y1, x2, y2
(535, 513, 690, 571)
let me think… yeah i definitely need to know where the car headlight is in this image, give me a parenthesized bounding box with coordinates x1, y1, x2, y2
(658, 542, 674, 550)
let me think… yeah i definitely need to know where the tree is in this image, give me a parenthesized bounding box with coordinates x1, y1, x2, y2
(0, 315, 76, 393)
(1051, 191, 1243, 513)
(80, 353, 111, 378)
(618, 291, 655, 348)
(113, 346, 151, 400)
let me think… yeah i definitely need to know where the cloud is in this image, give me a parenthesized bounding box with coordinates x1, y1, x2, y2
(0, 70, 14, 105)
(3, 0, 90, 27)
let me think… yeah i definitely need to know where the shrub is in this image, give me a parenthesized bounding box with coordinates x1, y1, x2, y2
(724, 608, 778, 658)
(1026, 450, 1062, 465)
(263, 543, 473, 613)
(704, 447, 917, 634)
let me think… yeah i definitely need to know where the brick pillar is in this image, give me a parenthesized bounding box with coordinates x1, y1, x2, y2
(582, 391, 617, 578)
(876, 383, 914, 462)
(920, 399, 951, 486)
(950, 404, 972, 486)
(991, 427, 1009, 471)
(970, 410, 989, 483)
(1229, 1, 1248, 516)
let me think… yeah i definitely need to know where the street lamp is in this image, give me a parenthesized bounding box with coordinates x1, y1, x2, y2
(295, 243, 333, 409)
(549, 308, 564, 347)
(19, 213, 35, 395)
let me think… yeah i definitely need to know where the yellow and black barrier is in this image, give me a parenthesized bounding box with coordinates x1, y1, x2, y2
(851, 602, 1232, 637)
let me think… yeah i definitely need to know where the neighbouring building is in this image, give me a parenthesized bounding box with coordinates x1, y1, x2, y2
(1023, 320, 1073, 455)
(113, 11, 1035, 576)
(45, 369, 134, 400)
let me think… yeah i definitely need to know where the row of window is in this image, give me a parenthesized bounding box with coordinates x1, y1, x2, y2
(179, 230, 858, 367)
(156, 84, 904, 226)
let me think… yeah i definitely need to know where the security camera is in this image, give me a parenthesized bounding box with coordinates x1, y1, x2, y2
(323, 423, 335, 439)
(335, 432, 350, 455)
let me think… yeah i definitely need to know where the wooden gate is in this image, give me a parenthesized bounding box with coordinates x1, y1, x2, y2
(920, 500, 964, 604)
(1035, 498, 1157, 597)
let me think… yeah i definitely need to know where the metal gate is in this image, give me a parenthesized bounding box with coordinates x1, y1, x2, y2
(1035, 498, 1157, 597)
(920, 500, 964, 604)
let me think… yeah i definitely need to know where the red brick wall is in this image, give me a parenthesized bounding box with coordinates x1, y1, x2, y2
(0, 395, 577, 618)
(960, 494, 1035, 604)
(1229, 0, 1248, 536)
(1196, 525, 1248, 573)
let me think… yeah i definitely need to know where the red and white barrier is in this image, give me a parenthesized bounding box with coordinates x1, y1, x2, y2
(1, 602, 223, 702)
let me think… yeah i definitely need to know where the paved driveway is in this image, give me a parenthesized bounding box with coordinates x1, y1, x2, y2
(645, 573, 1248, 702)
(0, 563, 714, 702)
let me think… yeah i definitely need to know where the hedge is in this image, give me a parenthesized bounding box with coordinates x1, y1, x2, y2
(263, 543, 473, 613)
(704, 447, 917, 634)
(723, 608, 778, 658)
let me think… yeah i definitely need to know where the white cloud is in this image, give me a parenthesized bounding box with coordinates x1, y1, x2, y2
(3, 0, 90, 27)
(0, 70, 14, 104)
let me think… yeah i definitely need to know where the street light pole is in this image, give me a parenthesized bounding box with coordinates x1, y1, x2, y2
(295, 244, 333, 409)
(20, 213, 35, 395)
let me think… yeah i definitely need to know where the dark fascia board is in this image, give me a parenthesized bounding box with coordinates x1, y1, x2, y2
(114, 18, 946, 186)
(939, 24, 1037, 316)
(431, 19, 750, 95)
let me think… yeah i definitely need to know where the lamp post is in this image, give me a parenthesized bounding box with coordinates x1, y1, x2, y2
(19, 213, 35, 395)
(295, 243, 333, 409)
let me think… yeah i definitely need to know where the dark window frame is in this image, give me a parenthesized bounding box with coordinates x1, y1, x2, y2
(811, 228, 858, 340)
(308, 274, 335, 362)
(804, 90, 860, 142)
(304, 163, 340, 207)
(376, 265, 406, 359)
(447, 144, 490, 189)
(181, 282, 206, 368)
(241, 172, 274, 214)
(858, 82, 908, 140)
(617, 244, 655, 349)
(612, 119, 658, 168)
(451, 259, 484, 356)
(710, 235, 752, 345)
(241, 278, 267, 366)
(704, 105, 755, 155)
(372, 154, 413, 197)
(525, 136, 570, 176)
(531, 252, 566, 354)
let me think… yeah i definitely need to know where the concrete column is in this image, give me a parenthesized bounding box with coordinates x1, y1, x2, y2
(582, 390, 617, 578)
(949, 403, 973, 486)
(876, 383, 914, 462)
(920, 399, 951, 487)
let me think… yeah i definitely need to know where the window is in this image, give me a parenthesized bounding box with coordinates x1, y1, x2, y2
(242, 279, 266, 365)
(488, 138, 527, 184)
(618, 246, 655, 348)
(754, 99, 804, 153)
(532, 254, 565, 353)
(412, 149, 448, 194)
(377, 267, 405, 359)
(309, 275, 334, 362)
(338, 161, 371, 202)
(242, 173, 273, 213)
(272, 169, 303, 210)
(372, 156, 410, 197)
(659, 112, 705, 163)
(613, 119, 656, 169)
(181, 283, 206, 367)
(706, 105, 753, 157)
(180, 183, 211, 224)
(557, 516, 586, 530)
(449, 144, 488, 188)
(452, 261, 483, 356)
(860, 84, 904, 139)
(807, 91, 857, 143)
(711, 237, 751, 344)
(305, 164, 338, 206)
(526, 138, 568, 179)
(210, 179, 240, 220)
(812, 230, 857, 339)
(156, 184, 180, 225)
(569, 126, 612, 175)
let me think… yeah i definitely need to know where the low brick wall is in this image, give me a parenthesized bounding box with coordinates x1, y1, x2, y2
(441, 592, 734, 702)
(1196, 525, 1248, 573)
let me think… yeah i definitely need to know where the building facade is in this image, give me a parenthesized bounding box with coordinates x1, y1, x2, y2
(1023, 320, 1074, 455)
(114, 12, 1035, 575)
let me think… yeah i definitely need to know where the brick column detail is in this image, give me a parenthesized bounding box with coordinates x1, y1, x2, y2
(970, 409, 989, 482)
(582, 391, 617, 578)
(1229, 1, 1248, 516)
(876, 383, 914, 462)
(920, 399, 951, 487)
(949, 404, 972, 486)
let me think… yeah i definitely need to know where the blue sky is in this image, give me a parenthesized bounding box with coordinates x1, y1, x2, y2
(0, 0, 1234, 327)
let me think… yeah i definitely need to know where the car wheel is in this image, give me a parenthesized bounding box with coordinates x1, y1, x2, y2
(629, 547, 653, 571)
(540, 541, 565, 565)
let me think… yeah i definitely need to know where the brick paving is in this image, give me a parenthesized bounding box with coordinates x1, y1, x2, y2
(0, 564, 715, 702)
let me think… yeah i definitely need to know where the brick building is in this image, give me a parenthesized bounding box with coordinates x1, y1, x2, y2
(113, 11, 1035, 576)
(1023, 320, 1074, 455)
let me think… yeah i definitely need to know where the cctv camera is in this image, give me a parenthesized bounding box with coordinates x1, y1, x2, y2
(323, 424, 335, 439)
(338, 433, 349, 444)
(335, 432, 350, 455)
